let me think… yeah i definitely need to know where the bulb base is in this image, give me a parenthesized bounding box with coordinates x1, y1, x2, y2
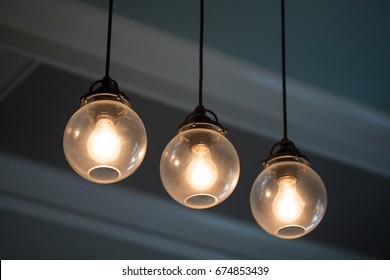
(177, 105, 227, 136)
(81, 76, 131, 108)
(263, 138, 309, 168)
(177, 106, 227, 151)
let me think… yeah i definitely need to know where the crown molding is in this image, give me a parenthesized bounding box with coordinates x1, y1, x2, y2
(0, 152, 359, 259)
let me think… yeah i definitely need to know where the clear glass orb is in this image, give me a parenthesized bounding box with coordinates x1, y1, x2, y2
(63, 98, 147, 184)
(250, 159, 327, 239)
(160, 124, 240, 209)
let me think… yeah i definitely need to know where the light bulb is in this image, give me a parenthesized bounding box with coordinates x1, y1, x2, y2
(87, 118, 121, 163)
(186, 144, 218, 190)
(272, 176, 305, 222)
(63, 96, 147, 184)
(160, 125, 240, 209)
(250, 160, 327, 239)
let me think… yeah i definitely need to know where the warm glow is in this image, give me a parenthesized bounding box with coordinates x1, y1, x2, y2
(272, 176, 305, 222)
(87, 118, 121, 163)
(185, 144, 218, 190)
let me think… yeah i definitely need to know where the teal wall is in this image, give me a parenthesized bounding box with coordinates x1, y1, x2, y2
(80, 0, 390, 113)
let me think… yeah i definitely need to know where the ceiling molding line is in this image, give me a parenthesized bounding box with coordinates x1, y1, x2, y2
(0, 0, 388, 177)
(0, 152, 361, 259)
(0, 50, 40, 103)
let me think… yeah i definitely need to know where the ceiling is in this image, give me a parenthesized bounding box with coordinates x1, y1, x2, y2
(0, 0, 389, 259)
(83, 0, 390, 114)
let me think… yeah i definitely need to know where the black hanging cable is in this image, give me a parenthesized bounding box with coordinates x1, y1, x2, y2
(281, 0, 288, 140)
(178, 0, 226, 133)
(105, 0, 114, 78)
(264, 0, 308, 161)
(82, 0, 125, 100)
(198, 0, 204, 107)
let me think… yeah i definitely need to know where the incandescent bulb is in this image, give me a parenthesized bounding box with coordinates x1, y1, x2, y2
(272, 176, 305, 222)
(63, 97, 147, 184)
(186, 144, 218, 191)
(250, 160, 327, 239)
(87, 118, 121, 163)
(160, 125, 240, 209)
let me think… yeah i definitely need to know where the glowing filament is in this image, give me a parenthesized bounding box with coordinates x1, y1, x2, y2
(87, 118, 121, 163)
(272, 176, 305, 222)
(185, 144, 218, 191)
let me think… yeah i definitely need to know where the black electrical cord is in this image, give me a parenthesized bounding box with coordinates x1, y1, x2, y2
(263, 0, 309, 163)
(82, 0, 126, 100)
(198, 0, 204, 107)
(178, 0, 226, 134)
(281, 0, 288, 140)
(105, 0, 114, 78)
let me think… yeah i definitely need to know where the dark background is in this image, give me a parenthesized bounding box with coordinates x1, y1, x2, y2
(0, 0, 389, 259)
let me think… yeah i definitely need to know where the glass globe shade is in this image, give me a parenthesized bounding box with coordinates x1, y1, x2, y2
(160, 124, 240, 209)
(63, 95, 147, 184)
(250, 158, 327, 239)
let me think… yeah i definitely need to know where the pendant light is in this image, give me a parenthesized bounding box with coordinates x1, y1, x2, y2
(250, 0, 327, 239)
(160, 0, 240, 209)
(63, 0, 147, 184)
